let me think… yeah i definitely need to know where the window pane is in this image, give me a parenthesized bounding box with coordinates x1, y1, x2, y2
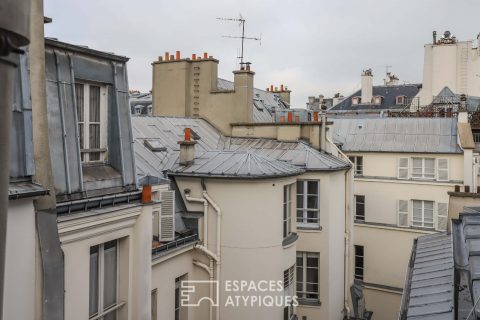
(75, 83, 84, 122)
(296, 195, 303, 209)
(89, 85, 101, 122)
(89, 123, 101, 149)
(103, 240, 117, 309)
(307, 256, 318, 268)
(297, 210, 304, 223)
(307, 181, 318, 195)
(296, 181, 303, 195)
(78, 124, 84, 150)
(89, 246, 99, 317)
(307, 196, 318, 209)
(306, 268, 318, 283)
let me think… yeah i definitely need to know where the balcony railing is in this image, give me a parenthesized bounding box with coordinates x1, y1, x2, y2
(152, 234, 198, 256)
(473, 132, 480, 143)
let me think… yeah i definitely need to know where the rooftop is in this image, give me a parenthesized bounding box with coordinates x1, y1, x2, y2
(331, 117, 461, 154)
(329, 84, 421, 112)
(132, 116, 349, 181)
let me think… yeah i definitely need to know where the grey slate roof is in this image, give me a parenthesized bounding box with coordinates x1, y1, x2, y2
(402, 233, 454, 320)
(436, 87, 480, 112)
(217, 78, 289, 122)
(132, 116, 349, 180)
(329, 84, 421, 112)
(331, 117, 462, 154)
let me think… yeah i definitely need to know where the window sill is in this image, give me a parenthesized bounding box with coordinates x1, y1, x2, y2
(297, 298, 321, 307)
(297, 225, 322, 232)
(282, 233, 298, 248)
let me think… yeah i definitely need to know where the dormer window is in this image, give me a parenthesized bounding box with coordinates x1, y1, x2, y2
(396, 95, 406, 105)
(373, 96, 383, 104)
(352, 97, 361, 105)
(75, 82, 108, 163)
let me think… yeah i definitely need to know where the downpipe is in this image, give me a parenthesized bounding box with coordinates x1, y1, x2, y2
(193, 259, 214, 320)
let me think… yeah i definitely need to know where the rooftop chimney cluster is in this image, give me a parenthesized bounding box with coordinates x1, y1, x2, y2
(266, 84, 289, 92)
(157, 51, 214, 62)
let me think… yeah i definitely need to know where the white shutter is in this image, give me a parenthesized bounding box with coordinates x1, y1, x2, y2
(160, 191, 175, 242)
(437, 159, 449, 181)
(397, 200, 409, 227)
(398, 158, 409, 179)
(437, 202, 448, 231)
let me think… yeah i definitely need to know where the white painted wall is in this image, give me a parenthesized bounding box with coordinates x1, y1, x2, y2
(3, 199, 36, 320)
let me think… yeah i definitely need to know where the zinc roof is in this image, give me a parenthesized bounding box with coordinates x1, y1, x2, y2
(332, 117, 461, 154)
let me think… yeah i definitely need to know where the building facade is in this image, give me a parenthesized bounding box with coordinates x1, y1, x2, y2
(332, 116, 475, 320)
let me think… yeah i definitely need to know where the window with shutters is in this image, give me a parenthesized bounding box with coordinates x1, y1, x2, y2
(296, 180, 320, 227)
(283, 184, 293, 238)
(160, 191, 175, 242)
(412, 200, 434, 228)
(296, 252, 319, 303)
(412, 158, 435, 179)
(89, 240, 121, 320)
(437, 202, 448, 231)
(437, 159, 449, 181)
(283, 265, 295, 319)
(354, 195, 365, 221)
(354, 245, 364, 281)
(75, 82, 108, 163)
(397, 200, 409, 227)
(348, 156, 363, 175)
(398, 158, 409, 179)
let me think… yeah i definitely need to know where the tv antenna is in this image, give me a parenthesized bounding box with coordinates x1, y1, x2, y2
(385, 65, 392, 76)
(217, 14, 261, 68)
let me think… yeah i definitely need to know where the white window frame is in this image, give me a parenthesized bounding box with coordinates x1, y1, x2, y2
(89, 240, 121, 320)
(296, 180, 320, 228)
(412, 200, 434, 228)
(396, 95, 405, 105)
(283, 184, 293, 238)
(296, 252, 320, 303)
(354, 195, 365, 221)
(75, 81, 108, 163)
(349, 156, 363, 175)
(354, 245, 364, 281)
(411, 157, 435, 180)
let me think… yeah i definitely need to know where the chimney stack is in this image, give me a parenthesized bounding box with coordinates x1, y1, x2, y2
(178, 128, 197, 166)
(433, 31, 437, 44)
(361, 69, 373, 104)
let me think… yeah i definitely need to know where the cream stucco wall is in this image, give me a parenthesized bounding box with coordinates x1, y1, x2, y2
(173, 176, 297, 320)
(3, 199, 37, 320)
(295, 170, 350, 320)
(347, 151, 463, 320)
(58, 204, 152, 320)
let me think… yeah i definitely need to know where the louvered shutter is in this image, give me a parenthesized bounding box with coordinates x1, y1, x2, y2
(437, 159, 449, 181)
(398, 200, 409, 227)
(398, 158, 409, 179)
(160, 191, 175, 241)
(437, 202, 448, 231)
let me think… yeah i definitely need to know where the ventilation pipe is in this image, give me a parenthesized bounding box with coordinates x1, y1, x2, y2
(320, 114, 327, 151)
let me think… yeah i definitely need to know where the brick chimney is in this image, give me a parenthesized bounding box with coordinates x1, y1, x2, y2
(361, 69, 373, 104)
(233, 63, 255, 123)
(271, 84, 291, 104)
(178, 128, 197, 166)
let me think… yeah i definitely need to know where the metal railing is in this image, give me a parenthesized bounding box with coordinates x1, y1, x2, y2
(152, 234, 198, 256)
(473, 133, 480, 143)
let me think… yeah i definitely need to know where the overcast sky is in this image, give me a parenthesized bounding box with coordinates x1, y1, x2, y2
(44, 0, 479, 108)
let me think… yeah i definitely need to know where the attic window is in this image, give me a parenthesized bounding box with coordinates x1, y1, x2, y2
(144, 140, 167, 152)
(253, 100, 265, 111)
(396, 95, 405, 105)
(373, 96, 383, 104)
(352, 97, 360, 105)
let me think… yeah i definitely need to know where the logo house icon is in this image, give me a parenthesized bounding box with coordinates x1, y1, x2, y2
(180, 280, 219, 307)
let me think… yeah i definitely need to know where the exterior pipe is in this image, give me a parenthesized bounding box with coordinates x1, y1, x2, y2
(185, 193, 209, 248)
(193, 259, 214, 320)
(194, 244, 219, 262)
(320, 114, 327, 151)
(202, 191, 222, 320)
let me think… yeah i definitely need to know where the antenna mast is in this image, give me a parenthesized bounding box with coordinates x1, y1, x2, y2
(217, 14, 261, 68)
